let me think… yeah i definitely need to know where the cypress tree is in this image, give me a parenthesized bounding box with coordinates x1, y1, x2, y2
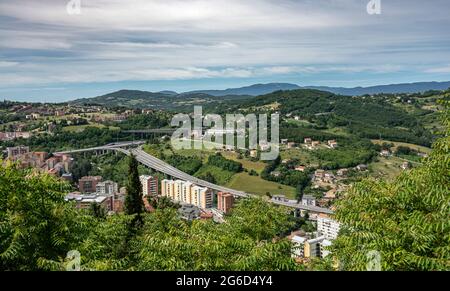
(124, 154, 144, 217)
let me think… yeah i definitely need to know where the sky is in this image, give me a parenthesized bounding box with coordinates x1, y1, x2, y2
(1, 0, 450, 102)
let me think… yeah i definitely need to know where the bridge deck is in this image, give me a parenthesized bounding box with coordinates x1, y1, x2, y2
(56, 142, 333, 214)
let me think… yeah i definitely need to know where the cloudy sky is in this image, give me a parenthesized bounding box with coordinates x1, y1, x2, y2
(1, 0, 450, 102)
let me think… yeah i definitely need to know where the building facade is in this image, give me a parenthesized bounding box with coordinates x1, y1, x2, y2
(161, 179, 213, 209)
(217, 192, 234, 214)
(79, 176, 103, 194)
(139, 175, 159, 196)
(317, 217, 341, 240)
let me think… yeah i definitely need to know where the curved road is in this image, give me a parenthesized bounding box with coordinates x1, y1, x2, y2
(57, 142, 333, 214)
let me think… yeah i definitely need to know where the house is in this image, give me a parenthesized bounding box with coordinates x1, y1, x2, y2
(281, 159, 289, 164)
(295, 165, 306, 172)
(304, 138, 312, 144)
(324, 188, 337, 200)
(287, 142, 296, 149)
(311, 141, 320, 147)
(270, 170, 281, 177)
(328, 140, 338, 148)
(337, 168, 349, 176)
(356, 164, 368, 171)
(380, 150, 391, 157)
(323, 173, 336, 183)
(281, 139, 288, 144)
(250, 149, 258, 158)
(314, 169, 325, 180)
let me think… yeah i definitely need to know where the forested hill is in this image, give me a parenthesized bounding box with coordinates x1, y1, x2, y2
(210, 88, 438, 147)
(70, 89, 250, 110)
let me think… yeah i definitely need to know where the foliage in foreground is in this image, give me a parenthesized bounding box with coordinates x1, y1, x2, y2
(0, 164, 299, 270)
(329, 98, 450, 271)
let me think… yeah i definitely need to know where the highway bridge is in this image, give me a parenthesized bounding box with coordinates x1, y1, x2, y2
(56, 142, 333, 214)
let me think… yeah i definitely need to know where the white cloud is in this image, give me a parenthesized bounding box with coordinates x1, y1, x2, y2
(425, 65, 450, 73)
(0, 0, 449, 89)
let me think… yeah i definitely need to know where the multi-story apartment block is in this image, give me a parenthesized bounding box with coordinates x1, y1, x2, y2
(79, 176, 103, 194)
(161, 179, 173, 199)
(217, 192, 234, 214)
(139, 175, 159, 196)
(96, 180, 118, 195)
(7, 146, 29, 159)
(317, 217, 341, 240)
(161, 179, 213, 209)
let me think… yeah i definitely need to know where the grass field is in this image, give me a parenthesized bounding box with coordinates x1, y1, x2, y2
(62, 123, 119, 133)
(369, 156, 407, 180)
(194, 164, 235, 185)
(371, 139, 432, 154)
(221, 152, 267, 173)
(280, 148, 319, 167)
(226, 172, 296, 198)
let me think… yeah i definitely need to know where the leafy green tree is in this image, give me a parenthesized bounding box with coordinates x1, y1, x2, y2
(329, 99, 450, 271)
(90, 203, 106, 219)
(0, 163, 88, 270)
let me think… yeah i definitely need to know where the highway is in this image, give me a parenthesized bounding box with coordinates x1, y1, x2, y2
(56, 141, 334, 214)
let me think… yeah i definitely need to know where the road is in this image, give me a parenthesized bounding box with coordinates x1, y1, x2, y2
(56, 141, 334, 214)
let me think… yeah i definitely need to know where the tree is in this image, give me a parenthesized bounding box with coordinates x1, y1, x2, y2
(124, 154, 144, 221)
(0, 164, 88, 270)
(329, 99, 450, 271)
(90, 202, 106, 219)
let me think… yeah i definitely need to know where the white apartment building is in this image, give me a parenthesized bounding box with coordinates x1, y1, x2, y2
(96, 180, 118, 196)
(161, 179, 174, 199)
(291, 235, 331, 259)
(317, 217, 341, 240)
(161, 179, 213, 209)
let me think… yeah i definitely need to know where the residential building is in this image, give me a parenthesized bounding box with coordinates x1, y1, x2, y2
(161, 179, 213, 209)
(291, 235, 328, 259)
(317, 217, 340, 240)
(217, 192, 234, 214)
(139, 175, 159, 196)
(65, 192, 113, 211)
(301, 195, 316, 207)
(79, 176, 103, 194)
(192, 185, 213, 209)
(380, 150, 391, 157)
(96, 180, 118, 195)
(328, 140, 338, 148)
(314, 169, 325, 180)
(337, 168, 349, 176)
(287, 142, 296, 149)
(7, 146, 29, 159)
(304, 138, 312, 144)
(161, 179, 175, 199)
(250, 149, 258, 158)
(295, 165, 306, 172)
(356, 164, 368, 171)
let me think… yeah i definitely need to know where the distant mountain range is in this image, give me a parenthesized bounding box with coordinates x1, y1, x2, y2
(70, 81, 450, 109)
(185, 81, 450, 96)
(184, 83, 301, 96)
